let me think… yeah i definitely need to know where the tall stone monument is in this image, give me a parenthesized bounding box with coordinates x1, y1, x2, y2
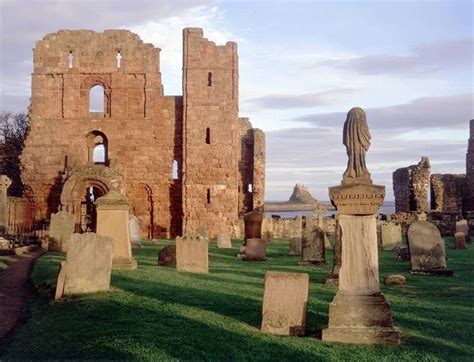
(95, 190, 137, 270)
(322, 107, 400, 344)
(0, 175, 11, 233)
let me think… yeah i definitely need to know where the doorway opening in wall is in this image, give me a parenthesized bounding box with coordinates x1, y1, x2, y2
(81, 185, 105, 232)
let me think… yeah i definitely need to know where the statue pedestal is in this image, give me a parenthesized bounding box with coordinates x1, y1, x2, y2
(96, 190, 137, 270)
(322, 184, 400, 344)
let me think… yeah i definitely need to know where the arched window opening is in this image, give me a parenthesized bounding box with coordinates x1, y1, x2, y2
(206, 127, 211, 144)
(116, 50, 122, 68)
(172, 160, 178, 180)
(68, 51, 74, 68)
(247, 184, 253, 193)
(208, 72, 212, 86)
(89, 84, 105, 114)
(207, 188, 211, 204)
(86, 131, 109, 166)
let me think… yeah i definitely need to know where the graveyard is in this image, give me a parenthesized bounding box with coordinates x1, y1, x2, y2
(0, 238, 473, 360)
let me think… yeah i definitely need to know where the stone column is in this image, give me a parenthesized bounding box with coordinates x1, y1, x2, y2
(95, 190, 137, 270)
(0, 175, 12, 232)
(321, 107, 400, 344)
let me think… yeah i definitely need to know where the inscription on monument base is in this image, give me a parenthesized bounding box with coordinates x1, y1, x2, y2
(329, 184, 385, 215)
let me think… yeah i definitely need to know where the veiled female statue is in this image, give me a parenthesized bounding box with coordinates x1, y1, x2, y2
(342, 107, 372, 184)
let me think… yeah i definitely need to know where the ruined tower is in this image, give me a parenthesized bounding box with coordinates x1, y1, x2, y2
(20, 28, 265, 239)
(466, 119, 474, 211)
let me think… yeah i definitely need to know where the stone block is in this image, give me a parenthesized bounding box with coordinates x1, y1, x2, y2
(243, 238, 266, 261)
(301, 227, 325, 264)
(176, 235, 208, 273)
(384, 275, 406, 286)
(217, 234, 232, 248)
(288, 236, 302, 256)
(129, 214, 141, 248)
(261, 272, 309, 336)
(60, 233, 114, 296)
(407, 221, 452, 275)
(49, 210, 75, 252)
(454, 232, 466, 249)
(158, 245, 176, 266)
(381, 222, 402, 250)
(456, 220, 470, 241)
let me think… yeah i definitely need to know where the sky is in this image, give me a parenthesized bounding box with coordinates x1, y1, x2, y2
(0, 0, 473, 201)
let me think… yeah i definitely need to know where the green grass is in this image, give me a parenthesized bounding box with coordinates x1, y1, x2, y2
(1, 238, 473, 361)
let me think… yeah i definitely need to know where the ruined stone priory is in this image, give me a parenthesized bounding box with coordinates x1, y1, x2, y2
(19, 28, 265, 240)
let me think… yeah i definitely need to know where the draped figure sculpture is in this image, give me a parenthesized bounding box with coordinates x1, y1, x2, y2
(342, 107, 372, 184)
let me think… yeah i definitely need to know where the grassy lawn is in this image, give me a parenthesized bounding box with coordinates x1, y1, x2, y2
(1, 238, 473, 361)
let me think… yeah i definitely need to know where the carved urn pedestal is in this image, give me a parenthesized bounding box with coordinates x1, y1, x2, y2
(322, 183, 401, 344)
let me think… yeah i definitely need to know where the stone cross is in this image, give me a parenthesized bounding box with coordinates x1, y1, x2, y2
(322, 107, 400, 344)
(0, 175, 12, 231)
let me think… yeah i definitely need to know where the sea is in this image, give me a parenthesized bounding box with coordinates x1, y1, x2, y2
(264, 201, 396, 218)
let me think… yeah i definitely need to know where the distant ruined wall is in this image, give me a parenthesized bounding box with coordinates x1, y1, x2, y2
(393, 157, 430, 213)
(252, 128, 265, 210)
(466, 119, 474, 211)
(430, 174, 466, 212)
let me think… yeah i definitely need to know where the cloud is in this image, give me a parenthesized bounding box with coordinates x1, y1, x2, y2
(264, 94, 472, 200)
(321, 38, 474, 76)
(293, 93, 474, 132)
(245, 88, 355, 110)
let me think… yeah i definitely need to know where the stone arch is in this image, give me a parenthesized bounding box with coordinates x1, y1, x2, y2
(80, 74, 112, 117)
(86, 130, 109, 165)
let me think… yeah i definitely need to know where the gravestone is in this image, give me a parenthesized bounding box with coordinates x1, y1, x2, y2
(261, 217, 273, 242)
(243, 238, 267, 261)
(244, 210, 263, 241)
(454, 232, 466, 250)
(384, 275, 406, 286)
(325, 217, 342, 284)
(300, 227, 325, 265)
(456, 219, 470, 242)
(196, 226, 209, 239)
(129, 214, 141, 248)
(381, 222, 402, 250)
(217, 234, 232, 248)
(176, 235, 208, 273)
(96, 190, 137, 270)
(322, 107, 400, 344)
(48, 210, 75, 252)
(261, 271, 309, 336)
(158, 245, 176, 266)
(407, 221, 452, 275)
(56, 233, 114, 298)
(288, 236, 302, 256)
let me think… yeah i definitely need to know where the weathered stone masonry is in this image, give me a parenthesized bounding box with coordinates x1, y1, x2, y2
(466, 119, 474, 211)
(20, 29, 265, 239)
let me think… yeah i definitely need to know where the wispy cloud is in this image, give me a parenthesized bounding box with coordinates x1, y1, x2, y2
(320, 38, 474, 76)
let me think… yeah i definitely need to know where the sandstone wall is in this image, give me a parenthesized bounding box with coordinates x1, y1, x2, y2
(393, 157, 430, 213)
(430, 174, 465, 212)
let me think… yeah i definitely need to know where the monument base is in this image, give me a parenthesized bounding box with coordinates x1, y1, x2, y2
(410, 268, 453, 276)
(112, 257, 137, 270)
(322, 292, 401, 344)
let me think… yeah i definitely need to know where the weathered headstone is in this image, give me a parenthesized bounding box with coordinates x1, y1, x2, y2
(129, 214, 141, 248)
(454, 232, 466, 250)
(381, 222, 402, 250)
(56, 233, 114, 298)
(407, 221, 452, 275)
(322, 107, 401, 344)
(288, 236, 302, 256)
(300, 227, 325, 265)
(261, 217, 273, 242)
(217, 234, 232, 248)
(456, 219, 470, 242)
(158, 245, 176, 266)
(176, 235, 208, 273)
(49, 210, 75, 252)
(0, 175, 11, 233)
(261, 272, 309, 336)
(243, 238, 267, 261)
(325, 217, 341, 284)
(96, 190, 137, 270)
(244, 210, 263, 241)
(384, 275, 406, 286)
